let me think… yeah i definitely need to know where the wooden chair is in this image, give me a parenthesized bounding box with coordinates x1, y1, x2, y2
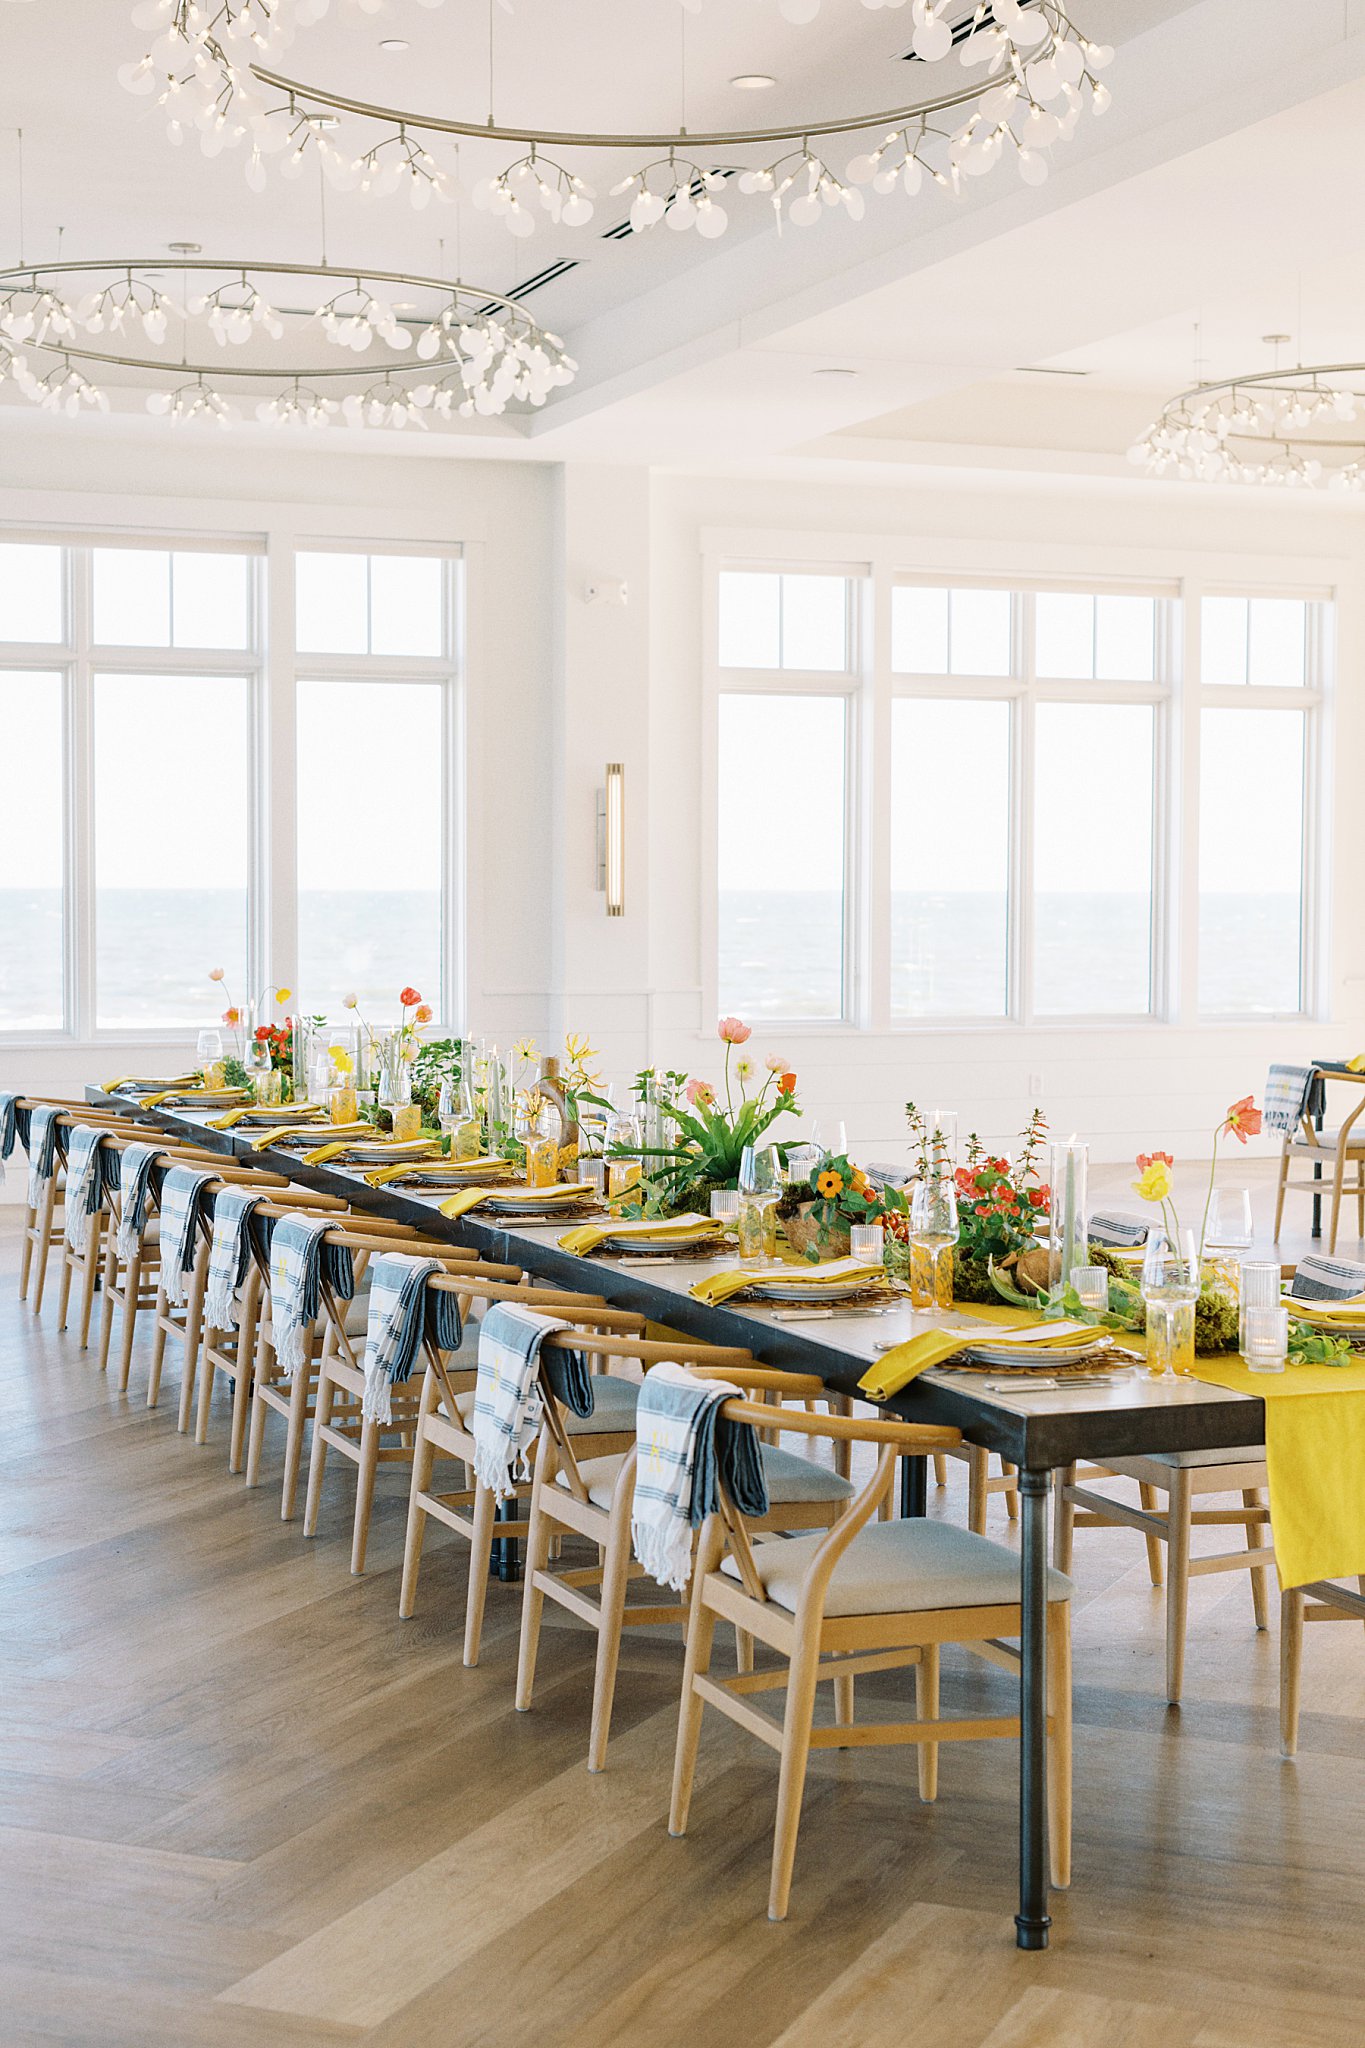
(54, 1128, 114, 1352)
(96, 1134, 241, 1392)
(20, 1105, 150, 1318)
(214, 1204, 421, 1476)
(934, 1446, 1019, 1531)
(399, 1282, 651, 1662)
(668, 1398, 1074, 1923)
(1274, 1067, 1365, 1252)
(301, 1238, 523, 1573)
(517, 1354, 859, 1772)
(1280, 1577, 1365, 1757)
(1054, 1450, 1273, 1704)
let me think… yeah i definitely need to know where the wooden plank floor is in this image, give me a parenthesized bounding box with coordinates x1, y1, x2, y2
(3, 1187, 1365, 2047)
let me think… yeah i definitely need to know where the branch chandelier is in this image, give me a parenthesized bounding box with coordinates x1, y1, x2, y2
(0, 257, 577, 427)
(1133, 364, 1365, 492)
(119, 0, 1113, 236)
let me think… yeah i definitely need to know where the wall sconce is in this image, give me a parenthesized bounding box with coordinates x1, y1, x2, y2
(595, 762, 626, 917)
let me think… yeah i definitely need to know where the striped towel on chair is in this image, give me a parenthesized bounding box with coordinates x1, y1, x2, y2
(203, 1186, 264, 1333)
(0, 1092, 17, 1188)
(1088, 1210, 1150, 1249)
(1264, 1064, 1316, 1134)
(1292, 1254, 1365, 1302)
(62, 1127, 107, 1254)
(115, 1144, 160, 1263)
(631, 1361, 769, 1593)
(26, 1105, 59, 1213)
(470, 1302, 578, 1501)
(157, 1165, 216, 1308)
(360, 1253, 464, 1425)
(268, 1213, 355, 1380)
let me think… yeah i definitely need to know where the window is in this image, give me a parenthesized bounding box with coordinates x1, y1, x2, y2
(94, 673, 252, 1029)
(0, 669, 65, 1030)
(0, 532, 461, 1041)
(715, 557, 1332, 1028)
(297, 679, 445, 1019)
(717, 694, 847, 1021)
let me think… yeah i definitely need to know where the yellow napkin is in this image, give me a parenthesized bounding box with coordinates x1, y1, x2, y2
(141, 1086, 251, 1109)
(561, 1212, 718, 1258)
(1283, 1295, 1365, 1322)
(209, 1104, 323, 1131)
(688, 1254, 887, 1307)
(1194, 1355, 1365, 1588)
(362, 1156, 513, 1188)
(246, 1121, 371, 1152)
(102, 1073, 197, 1094)
(856, 1316, 1105, 1400)
(438, 1180, 596, 1221)
(302, 1138, 440, 1167)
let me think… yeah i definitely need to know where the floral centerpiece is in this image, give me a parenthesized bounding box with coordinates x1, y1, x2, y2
(906, 1104, 1052, 1303)
(206, 969, 292, 1090)
(625, 1018, 800, 1215)
(776, 1155, 908, 1261)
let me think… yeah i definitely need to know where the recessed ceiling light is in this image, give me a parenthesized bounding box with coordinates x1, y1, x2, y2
(379, 37, 409, 51)
(169, 241, 201, 254)
(731, 73, 777, 90)
(814, 366, 859, 378)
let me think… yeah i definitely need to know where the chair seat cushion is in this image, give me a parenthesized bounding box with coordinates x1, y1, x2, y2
(1100, 1446, 1266, 1473)
(452, 1371, 640, 1435)
(720, 1516, 1072, 1618)
(555, 1443, 857, 1515)
(1291, 1128, 1365, 1153)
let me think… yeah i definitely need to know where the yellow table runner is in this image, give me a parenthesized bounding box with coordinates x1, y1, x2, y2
(1192, 1355, 1365, 1589)
(690, 1255, 889, 1308)
(562, 1213, 717, 1258)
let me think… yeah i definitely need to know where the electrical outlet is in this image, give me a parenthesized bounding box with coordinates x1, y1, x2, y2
(1028, 1072, 1044, 1094)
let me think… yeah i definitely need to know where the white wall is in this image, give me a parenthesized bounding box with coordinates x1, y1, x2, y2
(4, 420, 1364, 1184)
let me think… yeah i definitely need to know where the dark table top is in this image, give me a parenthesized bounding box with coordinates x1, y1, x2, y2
(88, 1090, 1269, 1473)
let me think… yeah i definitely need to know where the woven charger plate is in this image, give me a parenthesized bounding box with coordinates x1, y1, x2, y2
(737, 1281, 899, 1308)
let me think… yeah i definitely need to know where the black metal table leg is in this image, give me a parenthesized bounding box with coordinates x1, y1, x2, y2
(1015, 1469, 1052, 1951)
(899, 1452, 927, 1518)
(492, 1494, 523, 1582)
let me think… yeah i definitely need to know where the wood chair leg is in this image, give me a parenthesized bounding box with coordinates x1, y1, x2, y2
(280, 1366, 312, 1519)
(967, 1446, 987, 1535)
(932, 1454, 947, 1487)
(514, 1455, 556, 1705)
(1139, 1481, 1165, 1587)
(1329, 1146, 1348, 1256)
(1048, 1603, 1073, 1890)
(30, 1179, 57, 1315)
(1052, 1465, 1076, 1572)
(915, 1642, 939, 1802)
(244, 1359, 269, 1489)
(1165, 1469, 1193, 1706)
(768, 1631, 823, 1923)
(18, 1202, 35, 1301)
(1280, 1587, 1304, 1759)
(1002, 1459, 1019, 1523)
(77, 1215, 103, 1350)
(97, 1236, 118, 1372)
(350, 1419, 381, 1575)
(172, 1252, 208, 1424)
(1245, 1488, 1269, 1631)
(302, 1368, 335, 1538)
(463, 1481, 498, 1666)
(228, 1331, 255, 1476)
(669, 1520, 726, 1842)
(399, 1404, 439, 1621)
(587, 1491, 636, 1773)
(116, 1255, 144, 1394)
(735, 1628, 755, 1675)
(56, 1238, 74, 1333)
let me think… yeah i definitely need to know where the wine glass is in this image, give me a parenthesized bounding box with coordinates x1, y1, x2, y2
(196, 1028, 223, 1066)
(810, 1120, 847, 1162)
(1206, 1188, 1254, 1252)
(738, 1143, 781, 1199)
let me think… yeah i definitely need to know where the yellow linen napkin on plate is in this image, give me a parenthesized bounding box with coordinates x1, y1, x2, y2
(101, 1073, 198, 1094)
(246, 1121, 371, 1152)
(858, 1317, 1099, 1401)
(689, 1254, 887, 1308)
(438, 1186, 503, 1221)
(1193, 1354, 1365, 1588)
(209, 1104, 324, 1131)
(561, 1212, 717, 1258)
(141, 1087, 252, 1109)
(438, 1181, 597, 1221)
(302, 1138, 440, 1167)
(363, 1155, 513, 1188)
(1283, 1295, 1365, 1322)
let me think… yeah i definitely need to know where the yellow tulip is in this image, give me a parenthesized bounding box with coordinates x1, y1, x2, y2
(275, 986, 292, 1006)
(1133, 1160, 1173, 1203)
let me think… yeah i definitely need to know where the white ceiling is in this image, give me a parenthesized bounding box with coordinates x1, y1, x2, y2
(4, 0, 1365, 476)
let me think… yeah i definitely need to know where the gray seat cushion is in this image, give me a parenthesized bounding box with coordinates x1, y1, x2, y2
(1100, 1446, 1265, 1473)
(453, 1371, 640, 1435)
(1291, 1128, 1365, 1153)
(555, 1443, 856, 1514)
(720, 1516, 1072, 1618)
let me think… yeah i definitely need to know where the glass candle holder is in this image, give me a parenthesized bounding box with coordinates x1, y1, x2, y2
(710, 1188, 740, 1227)
(579, 1156, 606, 1201)
(1071, 1264, 1109, 1316)
(1048, 1138, 1089, 1290)
(1238, 1260, 1281, 1357)
(1244, 1303, 1289, 1374)
(850, 1222, 885, 1264)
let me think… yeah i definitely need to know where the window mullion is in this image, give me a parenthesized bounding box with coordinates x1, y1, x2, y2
(69, 548, 96, 1041)
(1014, 593, 1034, 1026)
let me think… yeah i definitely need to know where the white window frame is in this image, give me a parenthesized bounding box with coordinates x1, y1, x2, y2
(0, 521, 466, 1048)
(703, 531, 1339, 1034)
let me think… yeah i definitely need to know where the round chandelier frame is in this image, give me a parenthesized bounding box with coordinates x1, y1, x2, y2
(121, 0, 1114, 235)
(0, 256, 577, 427)
(1132, 361, 1365, 492)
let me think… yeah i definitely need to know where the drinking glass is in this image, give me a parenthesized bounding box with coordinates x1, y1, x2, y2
(525, 1100, 561, 1190)
(1239, 1260, 1283, 1359)
(909, 1173, 958, 1312)
(196, 1028, 226, 1090)
(1071, 1265, 1109, 1316)
(604, 1109, 642, 1209)
(1243, 1304, 1289, 1374)
(737, 1143, 780, 1265)
(1141, 1238, 1200, 1378)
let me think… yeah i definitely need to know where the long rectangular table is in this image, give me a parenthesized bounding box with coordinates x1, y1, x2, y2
(88, 1089, 1274, 1950)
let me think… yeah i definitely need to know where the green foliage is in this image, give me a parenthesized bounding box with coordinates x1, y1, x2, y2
(223, 1057, 250, 1091)
(410, 1038, 462, 1119)
(1287, 1321, 1356, 1365)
